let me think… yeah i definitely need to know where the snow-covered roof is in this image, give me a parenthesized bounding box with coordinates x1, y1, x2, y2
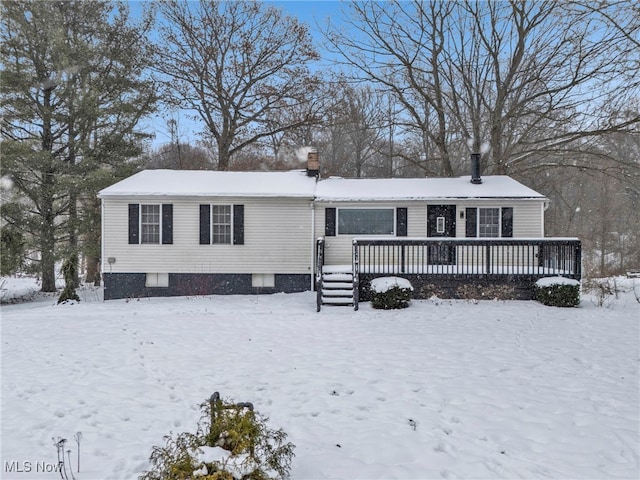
(98, 169, 546, 201)
(98, 169, 317, 198)
(314, 175, 546, 201)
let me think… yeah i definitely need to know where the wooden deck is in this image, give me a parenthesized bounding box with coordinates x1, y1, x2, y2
(316, 237, 582, 310)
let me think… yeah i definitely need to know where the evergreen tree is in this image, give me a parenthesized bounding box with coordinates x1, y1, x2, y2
(1, 1, 157, 291)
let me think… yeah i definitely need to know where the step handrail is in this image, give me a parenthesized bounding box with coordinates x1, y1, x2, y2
(352, 239, 359, 311)
(316, 237, 324, 312)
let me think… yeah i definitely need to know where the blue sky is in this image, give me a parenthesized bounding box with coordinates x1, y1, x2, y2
(133, 0, 347, 148)
(271, 0, 343, 24)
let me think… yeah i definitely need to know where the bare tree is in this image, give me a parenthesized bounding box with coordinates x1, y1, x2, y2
(326, 0, 639, 179)
(148, 143, 213, 170)
(313, 81, 388, 177)
(456, 0, 639, 177)
(326, 1, 456, 176)
(155, 0, 320, 170)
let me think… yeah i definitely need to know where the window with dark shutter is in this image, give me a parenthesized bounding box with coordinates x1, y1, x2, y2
(199, 204, 211, 245)
(325, 208, 336, 236)
(233, 205, 244, 245)
(501, 207, 513, 237)
(465, 208, 477, 237)
(162, 204, 173, 244)
(396, 208, 408, 236)
(128, 204, 139, 244)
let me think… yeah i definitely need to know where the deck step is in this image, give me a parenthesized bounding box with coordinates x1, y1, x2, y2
(322, 273, 353, 282)
(321, 282, 353, 289)
(322, 288, 353, 297)
(321, 296, 354, 305)
(319, 267, 355, 309)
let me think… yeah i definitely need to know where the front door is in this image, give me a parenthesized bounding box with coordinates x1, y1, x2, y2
(427, 205, 456, 265)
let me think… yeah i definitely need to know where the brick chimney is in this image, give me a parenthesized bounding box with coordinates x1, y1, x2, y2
(470, 152, 482, 184)
(306, 148, 319, 177)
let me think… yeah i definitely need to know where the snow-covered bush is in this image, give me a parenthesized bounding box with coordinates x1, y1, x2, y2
(370, 277, 413, 310)
(57, 256, 80, 304)
(534, 277, 580, 307)
(140, 393, 295, 480)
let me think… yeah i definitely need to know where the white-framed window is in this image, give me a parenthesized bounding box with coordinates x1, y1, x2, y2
(436, 216, 446, 234)
(145, 272, 169, 287)
(478, 207, 500, 237)
(212, 205, 232, 244)
(141, 204, 160, 244)
(338, 208, 394, 235)
(252, 273, 275, 288)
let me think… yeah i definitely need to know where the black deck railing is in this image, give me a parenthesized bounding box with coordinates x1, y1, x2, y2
(315, 237, 324, 312)
(352, 240, 359, 311)
(351, 238, 581, 279)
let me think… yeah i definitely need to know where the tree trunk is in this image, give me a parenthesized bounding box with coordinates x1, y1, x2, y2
(40, 86, 57, 292)
(68, 119, 80, 288)
(40, 208, 57, 292)
(85, 255, 101, 286)
(217, 139, 230, 171)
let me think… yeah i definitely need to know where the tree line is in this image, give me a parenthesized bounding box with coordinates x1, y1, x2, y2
(1, 0, 639, 290)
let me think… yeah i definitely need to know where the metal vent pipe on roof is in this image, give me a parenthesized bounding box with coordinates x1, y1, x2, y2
(470, 153, 482, 184)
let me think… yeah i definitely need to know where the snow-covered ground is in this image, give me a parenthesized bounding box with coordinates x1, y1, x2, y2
(1, 278, 638, 479)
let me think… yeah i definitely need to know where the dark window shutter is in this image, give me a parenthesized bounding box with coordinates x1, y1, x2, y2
(325, 208, 336, 236)
(502, 207, 513, 237)
(233, 205, 244, 245)
(128, 204, 139, 244)
(162, 204, 173, 244)
(465, 208, 477, 237)
(396, 207, 408, 236)
(199, 205, 210, 245)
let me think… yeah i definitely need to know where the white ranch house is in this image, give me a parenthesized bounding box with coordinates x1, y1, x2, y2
(99, 152, 581, 307)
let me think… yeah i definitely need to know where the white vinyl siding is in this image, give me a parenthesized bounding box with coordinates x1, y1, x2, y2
(318, 200, 545, 265)
(102, 197, 313, 274)
(318, 203, 418, 265)
(103, 196, 545, 274)
(456, 201, 543, 238)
